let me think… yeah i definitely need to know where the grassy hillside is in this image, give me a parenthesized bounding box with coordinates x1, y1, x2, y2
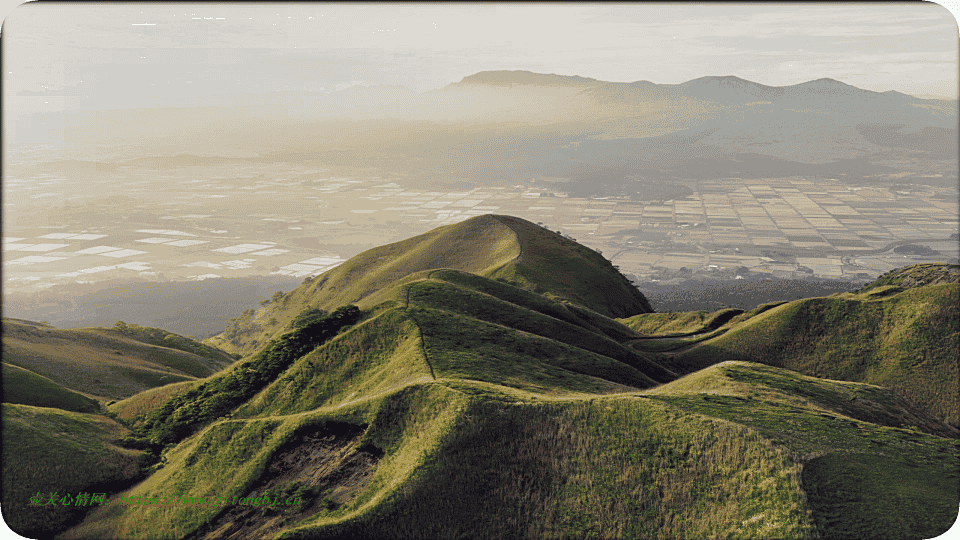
(673, 279, 960, 427)
(488, 215, 654, 317)
(104, 322, 237, 363)
(857, 262, 960, 292)
(205, 214, 653, 358)
(287, 395, 815, 540)
(64, 361, 958, 540)
(620, 307, 744, 336)
(644, 362, 959, 540)
(2, 404, 148, 539)
(2, 318, 236, 401)
(108, 381, 198, 423)
(236, 298, 657, 420)
(2, 363, 100, 413)
(62, 274, 958, 539)
(17, 222, 952, 540)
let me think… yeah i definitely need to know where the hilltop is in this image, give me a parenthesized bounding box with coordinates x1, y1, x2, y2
(3, 218, 956, 540)
(205, 214, 652, 357)
(857, 262, 960, 292)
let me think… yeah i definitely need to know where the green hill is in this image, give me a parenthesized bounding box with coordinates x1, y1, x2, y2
(2, 363, 100, 413)
(672, 269, 960, 428)
(2, 404, 149, 539)
(205, 214, 653, 358)
(857, 262, 960, 292)
(4, 218, 952, 540)
(108, 381, 198, 424)
(620, 307, 744, 336)
(61, 355, 958, 540)
(1, 318, 236, 401)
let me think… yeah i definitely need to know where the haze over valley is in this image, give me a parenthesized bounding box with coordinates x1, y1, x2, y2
(5, 68, 958, 332)
(2, 5, 959, 539)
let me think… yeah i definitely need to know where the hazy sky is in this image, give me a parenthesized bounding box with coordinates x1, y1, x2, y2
(2, 1, 959, 116)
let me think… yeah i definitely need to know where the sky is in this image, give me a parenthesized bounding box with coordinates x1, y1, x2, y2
(2, 1, 959, 117)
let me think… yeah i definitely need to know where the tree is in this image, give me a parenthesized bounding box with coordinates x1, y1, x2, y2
(113, 321, 128, 332)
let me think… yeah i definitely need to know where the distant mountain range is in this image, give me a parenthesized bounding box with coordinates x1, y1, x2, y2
(4, 215, 957, 539)
(22, 70, 953, 195)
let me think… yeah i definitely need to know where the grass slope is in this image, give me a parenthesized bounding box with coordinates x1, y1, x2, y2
(674, 281, 960, 427)
(490, 215, 654, 318)
(108, 381, 198, 424)
(49, 251, 958, 540)
(406, 273, 673, 383)
(204, 215, 521, 357)
(104, 323, 236, 364)
(2, 404, 147, 539)
(287, 396, 814, 540)
(858, 262, 960, 292)
(645, 361, 960, 540)
(205, 214, 653, 358)
(2, 318, 235, 401)
(61, 384, 468, 540)
(2, 363, 100, 413)
(61, 343, 958, 540)
(620, 308, 743, 336)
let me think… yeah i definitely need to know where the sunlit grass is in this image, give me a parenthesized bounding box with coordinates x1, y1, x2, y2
(676, 283, 960, 427)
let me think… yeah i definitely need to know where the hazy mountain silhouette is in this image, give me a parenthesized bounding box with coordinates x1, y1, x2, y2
(15, 71, 956, 191)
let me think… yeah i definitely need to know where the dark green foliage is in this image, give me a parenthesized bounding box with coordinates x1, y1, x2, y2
(135, 306, 361, 446)
(291, 308, 328, 330)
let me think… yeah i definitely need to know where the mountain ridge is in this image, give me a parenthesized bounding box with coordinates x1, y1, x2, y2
(456, 70, 936, 103)
(205, 214, 654, 357)
(2, 218, 957, 540)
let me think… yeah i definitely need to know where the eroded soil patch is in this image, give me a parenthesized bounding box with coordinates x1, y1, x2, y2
(188, 421, 383, 540)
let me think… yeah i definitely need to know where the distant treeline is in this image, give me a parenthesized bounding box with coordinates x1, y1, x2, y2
(3, 275, 304, 339)
(636, 276, 862, 313)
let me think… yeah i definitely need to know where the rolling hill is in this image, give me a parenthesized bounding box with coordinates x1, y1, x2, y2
(29, 218, 954, 540)
(205, 214, 653, 358)
(2, 404, 149, 539)
(666, 263, 960, 428)
(0, 322, 237, 538)
(2, 318, 236, 401)
(2, 362, 100, 413)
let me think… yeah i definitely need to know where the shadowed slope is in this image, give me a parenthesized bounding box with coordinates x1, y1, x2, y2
(2, 363, 100, 413)
(2, 404, 146, 539)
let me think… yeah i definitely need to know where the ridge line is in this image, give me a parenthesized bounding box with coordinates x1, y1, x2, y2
(404, 278, 436, 380)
